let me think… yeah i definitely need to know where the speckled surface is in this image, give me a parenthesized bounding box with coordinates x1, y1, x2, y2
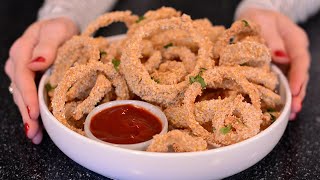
(1, 0, 320, 179)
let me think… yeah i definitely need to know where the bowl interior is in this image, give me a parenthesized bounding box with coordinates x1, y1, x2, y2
(38, 35, 292, 180)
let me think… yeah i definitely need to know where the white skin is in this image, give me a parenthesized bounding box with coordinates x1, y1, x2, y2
(4, 8, 309, 144)
(4, 17, 79, 144)
(237, 8, 310, 120)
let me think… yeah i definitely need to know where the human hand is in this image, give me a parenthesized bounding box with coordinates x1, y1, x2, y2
(237, 8, 310, 120)
(4, 17, 79, 144)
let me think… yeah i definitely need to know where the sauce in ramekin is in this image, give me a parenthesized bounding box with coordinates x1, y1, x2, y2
(90, 104, 162, 144)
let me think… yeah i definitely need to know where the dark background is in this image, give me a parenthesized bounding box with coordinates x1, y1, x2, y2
(1, 0, 320, 179)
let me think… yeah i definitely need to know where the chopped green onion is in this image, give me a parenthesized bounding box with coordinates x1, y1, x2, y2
(267, 108, 276, 112)
(220, 125, 232, 134)
(112, 58, 121, 71)
(136, 16, 145, 23)
(45, 83, 55, 92)
(100, 51, 107, 59)
(242, 20, 249, 27)
(270, 113, 276, 122)
(163, 43, 173, 49)
(199, 67, 207, 75)
(189, 74, 206, 89)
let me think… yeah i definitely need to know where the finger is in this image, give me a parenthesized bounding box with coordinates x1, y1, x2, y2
(13, 67, 39, 121)
(298, 74, 309, 102)
(289, 113, 296, 120)
(11, 83, 39, 139)
(4, 59, 14, 81)
(31, 126, 43, 144)
(279, 20, 310, 97)
(10, 34, 40, 120)
(259, 19, 289, 64)
(291, 96, 302, 114)
(29, 20, 76, 71)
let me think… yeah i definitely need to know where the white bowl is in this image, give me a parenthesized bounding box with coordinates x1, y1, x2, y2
(84, 100, 168, 151)
(39, 63, 291, 180)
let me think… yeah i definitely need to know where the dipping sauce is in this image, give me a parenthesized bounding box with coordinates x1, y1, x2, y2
(90, 104, 162, 144)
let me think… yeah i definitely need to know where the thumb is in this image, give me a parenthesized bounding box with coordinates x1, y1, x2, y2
(259, 22, 290, 64)
(28, 18, 78, 71)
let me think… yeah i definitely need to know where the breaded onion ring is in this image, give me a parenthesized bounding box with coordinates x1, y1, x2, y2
(49, 36, 100, 87)
(52, 61, 129, 122)
(147, 130, 207, 152)
(219, 41, 271, 67)
(163, 46, 196, 73)
(211, 95, 262, 146)
(73, 74, 112, 120)
(121, 15, 213, 106)
(82, 11, 138, 37)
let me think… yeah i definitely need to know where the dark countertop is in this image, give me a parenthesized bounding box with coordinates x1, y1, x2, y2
(1, 1, 320, 179)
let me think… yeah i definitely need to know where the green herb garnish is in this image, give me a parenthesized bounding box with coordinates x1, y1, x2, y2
(267, 108, 277, 122)
(136, 16, 145, 23)
(45, 83, 56, 92)
(220, 125, 232, 134)
(163, 43, 173, 49)
(199, 67, 207, 74)
(189, 69, 207, 89)
(112, 58, 120, 71)
(99, 51, 107, 59)
(189, 74, 206, 89)
(270, 113, 276, 122)
(242, 20, 250, 27)
(212, 127, 216, 132)
(267, 108, 276, 112)
(151, 77, 160, 84)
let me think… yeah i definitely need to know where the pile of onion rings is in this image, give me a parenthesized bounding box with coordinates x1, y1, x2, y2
(47, 7, 283, 152)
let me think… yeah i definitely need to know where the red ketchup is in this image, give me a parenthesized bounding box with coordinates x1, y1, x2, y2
(90, 104, 162, 144)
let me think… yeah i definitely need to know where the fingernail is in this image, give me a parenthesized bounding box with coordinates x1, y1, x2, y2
(24, 123, 30, 136)
(274, 50, 288, 58)
(31, 56, 45, 63)
(289, 114, 296, 120)
(27, 106, 32, 119)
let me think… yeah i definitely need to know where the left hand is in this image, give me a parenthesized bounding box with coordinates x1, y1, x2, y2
(237, 8, 310, 120)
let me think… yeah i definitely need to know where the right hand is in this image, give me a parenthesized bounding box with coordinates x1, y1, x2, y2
(4, 17, 79, 144)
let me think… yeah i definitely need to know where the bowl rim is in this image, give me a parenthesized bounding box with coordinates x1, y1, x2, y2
(39, 64, 291, 157)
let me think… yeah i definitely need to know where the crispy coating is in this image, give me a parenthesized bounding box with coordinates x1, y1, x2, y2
(52, 61, 129, 127)
(66, 73, 97, 101)
(73, 74, 112, 120)
(193, 18, 225, 43)
(202, 67, 261, 110)
(48, 8, 284, 151)
(147, 130, 207, 152)
(236, 66, 278, 90)
(219, 41, 271, 67)
(49, 36, 100, 87)
(182, 83, 218, 146)
(213, 19, 261, 58)
(82, 11, 138, 37)
(144, 50, 162, 73)
(151, 61, 187, 85)
(127, 7, 181, 36)
(163, 46, 196, 73)
(211, 95, 262, 146)
(121, 15, 213, 106)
